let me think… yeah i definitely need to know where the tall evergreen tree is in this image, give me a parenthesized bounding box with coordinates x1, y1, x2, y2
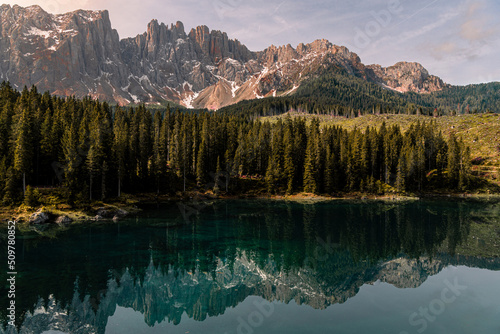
(62, 123, 80, 199)
(303, 130, 318, 194)
(196, 117, 209, 187)
(113, 107, 129, 197)
(283, 126, 295, 194)
(13, 108, 34, 195)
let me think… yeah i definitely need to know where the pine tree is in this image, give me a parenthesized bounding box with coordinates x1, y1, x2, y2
(169, 111, 182, 177)
(0, 156, 7, 199)
(113, 107, 129, 197)
(265, 158, 277, 194)
(325, 145, 335, 194)
(458, 141, 471, 191)
(415, 138, 426, 192)
(13, 108, 34, 195)
(0, 101, 14, 158)
(160, 109, 171, 192)
(267, 123, 284, 191)
(196, 117, 209, 187)
(447, 134, 460, 187)
(346, 130, 362, 191)
(283, 127, 295, 194)
(395, 155, 406, 193)
(128, 107, 140, 184)
(137, 105, 152, 182)
(62, 123, 80, 199)
(2, 166, 16, 205)
(152, 110, 164, 194)
(23, 185, 40, 207)
(87, 113, 105, 201)
(303, 133, 318, 193)
(214, 156, 222, 194)
(39, 109, 57, 184)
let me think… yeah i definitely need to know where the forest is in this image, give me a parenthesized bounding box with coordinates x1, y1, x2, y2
(219, 67, 500, 118)
(0, 82, 473, 205)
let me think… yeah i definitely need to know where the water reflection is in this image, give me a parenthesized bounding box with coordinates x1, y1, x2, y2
(1, 200, 500, 333)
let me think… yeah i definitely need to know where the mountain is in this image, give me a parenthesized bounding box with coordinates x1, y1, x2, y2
(9, 254, 500, 334)
(0, 4, 451, 110)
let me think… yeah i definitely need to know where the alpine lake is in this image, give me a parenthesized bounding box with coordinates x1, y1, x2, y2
(1, 198, 500, 334)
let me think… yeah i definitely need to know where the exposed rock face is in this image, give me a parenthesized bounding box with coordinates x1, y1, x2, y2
(0, 4, 130, 104)
(366, 62, 448, 93)
(0, 4, 449, 109)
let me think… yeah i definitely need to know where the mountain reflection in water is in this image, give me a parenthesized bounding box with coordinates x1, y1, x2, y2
(1, 199, 500, 334)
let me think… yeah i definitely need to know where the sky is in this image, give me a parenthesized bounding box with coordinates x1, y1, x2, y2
(4, 0, 500, 85)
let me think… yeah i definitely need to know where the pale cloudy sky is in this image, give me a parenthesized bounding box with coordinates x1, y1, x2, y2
(5, 0, 500, 85)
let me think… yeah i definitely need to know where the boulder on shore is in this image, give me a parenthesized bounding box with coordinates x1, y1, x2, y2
(112, 209, 129, 221)
(29, 209, 50, 224)
(55, 215, 73, 226)
(95, 207, 129, 221)
(95, 207, 114, 218)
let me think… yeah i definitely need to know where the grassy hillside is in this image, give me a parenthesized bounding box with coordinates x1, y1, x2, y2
(265, 112, 500, 184)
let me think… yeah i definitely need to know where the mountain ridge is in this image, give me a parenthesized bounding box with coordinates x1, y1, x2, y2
(0, 4, 450, 109)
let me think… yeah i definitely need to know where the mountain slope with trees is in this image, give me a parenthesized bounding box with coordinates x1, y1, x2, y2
(219, 65, 500, 117)
(0, 83, 477, 207)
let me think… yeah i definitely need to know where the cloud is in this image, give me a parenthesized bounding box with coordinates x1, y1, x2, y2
(396, 11, 460, 43)
(430, 42, 457, 60)
(459, 1, 496, 41)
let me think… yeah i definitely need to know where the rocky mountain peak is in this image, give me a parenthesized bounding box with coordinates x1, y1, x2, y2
(172, 20, 185, 34)
(367, 61, 448, 93)
(187, 24, 252, 64)
(302, 39, 333, 53)
(0, 4, 449, 108)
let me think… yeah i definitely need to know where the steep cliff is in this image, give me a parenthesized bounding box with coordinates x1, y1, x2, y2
(0, 5, 449, 109)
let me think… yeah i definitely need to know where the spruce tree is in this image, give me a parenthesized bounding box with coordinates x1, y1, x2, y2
(113, 107, 129, 197)
(395, 156, 406, 193)
(303, 133, 317, 193)
(447, 134, 460, 187)
(13, 108, 34, 195)
(325, 145, 335, 194)
(196, 118, 209, 187)
(62, 123, 80, 199)
(458, 141, 471, 191)
(283, 127, 295, 194)
(152, 110, 164, 194)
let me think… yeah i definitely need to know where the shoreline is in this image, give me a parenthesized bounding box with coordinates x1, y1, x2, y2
(2, 191, 500, 226)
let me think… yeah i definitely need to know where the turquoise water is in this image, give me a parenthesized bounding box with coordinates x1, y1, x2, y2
(1, 199, 500, 333)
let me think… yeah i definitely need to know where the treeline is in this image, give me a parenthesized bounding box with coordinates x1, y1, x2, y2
(0, 83, 472, 204)
(217, 95, 375, 118)
(295, 65, 500, 114)
(428, 83, 500, 113)
(293, 67, 428, 113)
(219, 67, 499, 118)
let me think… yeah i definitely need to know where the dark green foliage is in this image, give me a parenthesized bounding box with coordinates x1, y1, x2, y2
(23, 185, 40, 207)
(0, 82, 474, 203)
